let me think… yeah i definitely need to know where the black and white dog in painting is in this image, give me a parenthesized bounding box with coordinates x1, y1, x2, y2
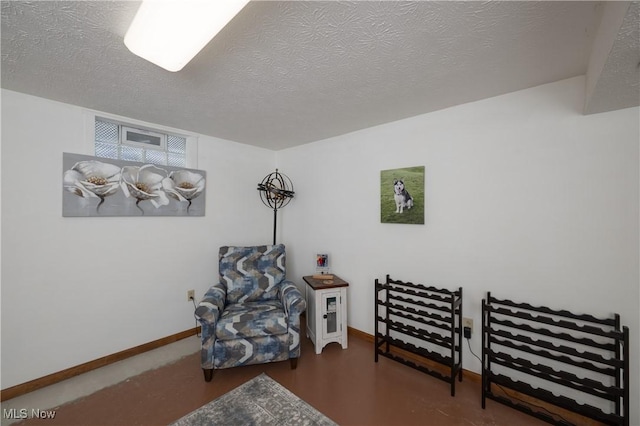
(393, 179, 413, 213)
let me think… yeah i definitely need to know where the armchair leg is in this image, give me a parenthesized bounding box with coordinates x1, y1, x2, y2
(290, 358, 298, 369)
(203, 368, 214, 382)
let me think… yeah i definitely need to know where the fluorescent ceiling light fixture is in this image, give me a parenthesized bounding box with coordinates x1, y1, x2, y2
(124, 0, 250, 72)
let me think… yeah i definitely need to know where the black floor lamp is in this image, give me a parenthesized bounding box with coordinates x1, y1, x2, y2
(257, 169, 295, 245)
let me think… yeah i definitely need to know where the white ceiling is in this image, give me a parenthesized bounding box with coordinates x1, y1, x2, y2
(2, 1, 639, 150)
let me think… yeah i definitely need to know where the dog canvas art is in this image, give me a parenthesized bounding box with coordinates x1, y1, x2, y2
(380, 166, 424, 224)
(393, 179, 413, 213)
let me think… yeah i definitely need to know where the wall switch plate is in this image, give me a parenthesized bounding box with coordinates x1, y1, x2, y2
(187, 289, 195, 301)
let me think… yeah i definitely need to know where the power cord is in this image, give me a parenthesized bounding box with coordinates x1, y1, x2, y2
(465, 336, 571, 425)
(191, 297, 200, 337)
(466, 335, 482, 363)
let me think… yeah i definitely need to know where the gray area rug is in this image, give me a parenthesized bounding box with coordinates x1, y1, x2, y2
(171, 373, 337, 425)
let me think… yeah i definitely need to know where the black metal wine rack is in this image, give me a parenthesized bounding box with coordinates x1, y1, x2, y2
(375, 275, 463, 396)
(482, 292, 629, 426)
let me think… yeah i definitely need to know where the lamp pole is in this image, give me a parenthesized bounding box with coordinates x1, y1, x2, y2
(272, 207, 278, 245)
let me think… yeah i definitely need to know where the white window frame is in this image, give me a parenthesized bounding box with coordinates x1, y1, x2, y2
(121, 125, 167, 150)
(83, 109, 199, 169)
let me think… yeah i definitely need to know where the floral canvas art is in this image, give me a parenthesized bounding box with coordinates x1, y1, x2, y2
(62, 153, 206, 216)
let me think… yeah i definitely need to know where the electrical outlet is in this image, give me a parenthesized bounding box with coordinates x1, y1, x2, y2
(462, 317, 473, 336)
(187, 289, 195, 301)
(462, 317, 473, 330)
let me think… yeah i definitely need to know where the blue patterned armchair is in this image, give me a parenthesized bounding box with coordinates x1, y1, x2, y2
(195, 244, 306, 381)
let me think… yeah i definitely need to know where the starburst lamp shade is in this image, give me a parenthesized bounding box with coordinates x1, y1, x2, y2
(257, 169, 295, 244)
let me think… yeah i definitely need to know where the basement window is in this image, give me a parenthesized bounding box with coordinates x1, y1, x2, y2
(94, 118, 187, 167)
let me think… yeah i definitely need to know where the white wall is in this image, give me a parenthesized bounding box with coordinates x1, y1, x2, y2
(278, 76, 639, 423)
(0, 89, 276, 389)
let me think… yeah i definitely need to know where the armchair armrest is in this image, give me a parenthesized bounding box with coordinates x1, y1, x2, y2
(281, 280, 306, 359)
(280, 280, 306, 316)
(195, 282, 226, 325)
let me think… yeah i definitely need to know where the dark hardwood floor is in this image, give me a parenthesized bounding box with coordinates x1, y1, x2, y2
(16, 333, 545, 425)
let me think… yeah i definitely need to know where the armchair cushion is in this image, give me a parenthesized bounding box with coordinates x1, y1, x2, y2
(219, 245, 286, 304)
(216, 300, 287, 340)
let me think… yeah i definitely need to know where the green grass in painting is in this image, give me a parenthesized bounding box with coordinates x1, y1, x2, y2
(380, 166, 425, 224)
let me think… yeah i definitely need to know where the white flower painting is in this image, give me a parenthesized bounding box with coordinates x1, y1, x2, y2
(63, 160, 122, 213)
(163, 170, 206, 209)
(121, 164, 171, 210)
(62, 153, 206, 217)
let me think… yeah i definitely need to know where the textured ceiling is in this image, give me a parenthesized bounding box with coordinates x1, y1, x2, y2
(2, 1, 639, 150)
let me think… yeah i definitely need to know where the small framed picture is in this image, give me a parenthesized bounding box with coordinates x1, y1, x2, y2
(316, 253, 330, 274)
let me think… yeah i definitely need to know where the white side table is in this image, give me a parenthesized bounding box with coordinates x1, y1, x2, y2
(303, 275, 349, 354)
